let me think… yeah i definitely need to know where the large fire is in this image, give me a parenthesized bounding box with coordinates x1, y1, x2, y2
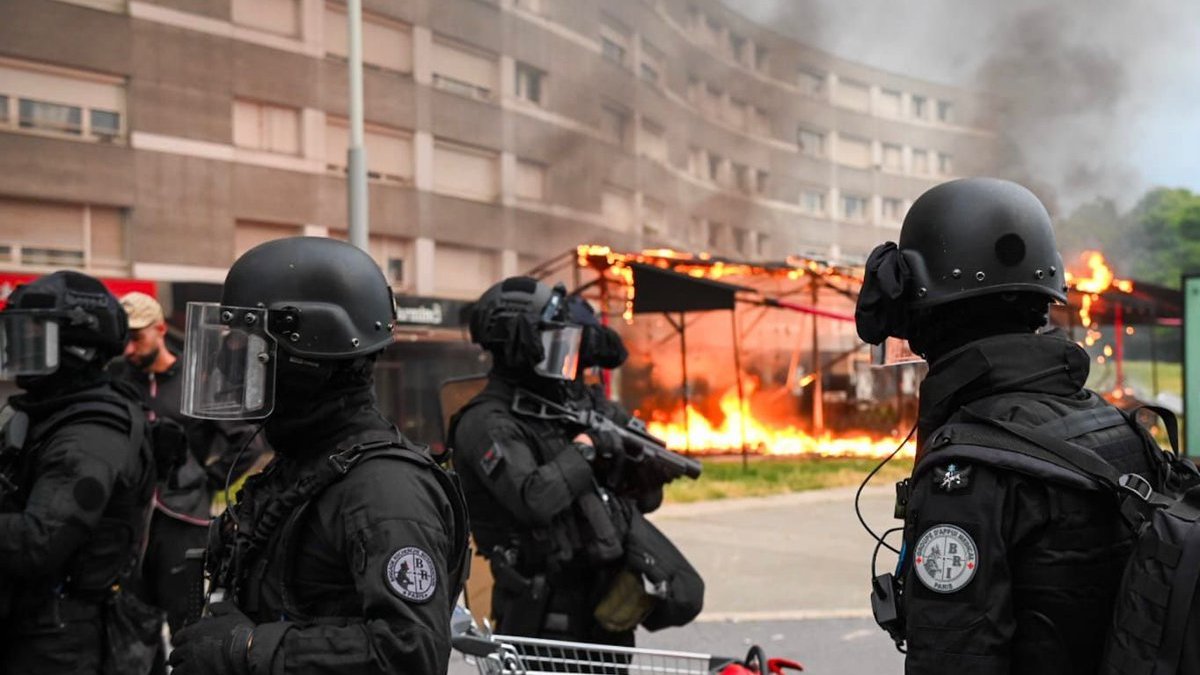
(643, 386, 915, 459)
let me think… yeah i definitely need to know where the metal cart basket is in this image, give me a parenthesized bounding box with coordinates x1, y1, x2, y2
(462, 633, 734, 675)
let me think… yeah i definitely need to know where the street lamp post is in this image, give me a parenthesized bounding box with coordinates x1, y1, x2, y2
(347, 0, 368, 252)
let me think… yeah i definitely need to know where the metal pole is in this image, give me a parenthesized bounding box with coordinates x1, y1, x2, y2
(347, 0, 369, 252)
(1114, 302, 1125, 393)
(731, 306, 748, 469)
(810, 277, 824, 435)
(1151, 311, 1160, 398)
(680, 312, 691, 454)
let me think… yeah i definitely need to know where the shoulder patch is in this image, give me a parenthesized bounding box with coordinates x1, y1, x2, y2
(913, 524, 978, 593)
(933, 463, 972, 493)
(385, 546, 438, 603)
(479, 442, 505, 477)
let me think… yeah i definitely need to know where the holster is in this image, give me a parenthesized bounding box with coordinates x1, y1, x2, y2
(490, 548, 549, 635)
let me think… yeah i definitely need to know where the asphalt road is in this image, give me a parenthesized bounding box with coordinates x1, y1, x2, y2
(451, 485, 907, 674)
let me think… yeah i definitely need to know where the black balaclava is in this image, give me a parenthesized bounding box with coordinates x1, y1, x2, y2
(906, 292, 1050, 364)
(263, 353, 389, 454)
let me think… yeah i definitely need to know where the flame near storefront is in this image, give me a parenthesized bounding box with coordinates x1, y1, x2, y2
(531, 245, 1179, 461)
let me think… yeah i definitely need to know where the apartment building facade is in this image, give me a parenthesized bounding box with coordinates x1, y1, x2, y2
(0, 0, 998, 304)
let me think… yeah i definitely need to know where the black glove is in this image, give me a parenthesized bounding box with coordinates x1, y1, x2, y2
(584, 427, 625, 461)
(168, 602, 254, 675)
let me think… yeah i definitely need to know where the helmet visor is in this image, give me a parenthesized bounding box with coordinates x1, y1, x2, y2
(181, 302, 276, 420)
(534, 324, 582, 380)
(0, 312, 60, 380)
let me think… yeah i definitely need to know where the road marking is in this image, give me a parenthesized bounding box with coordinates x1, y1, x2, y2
(697, 608, 874, 622)
(841, 629, 875, 641)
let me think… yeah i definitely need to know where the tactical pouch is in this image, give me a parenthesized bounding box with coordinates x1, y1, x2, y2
(593, 569, 656, 633)
(102, 588, 162, 675)
(623, 509, 704, 631)
(577, 490, 628, 563)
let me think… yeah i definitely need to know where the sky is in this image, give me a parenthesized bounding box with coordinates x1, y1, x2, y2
(728, 0, 1200, 211)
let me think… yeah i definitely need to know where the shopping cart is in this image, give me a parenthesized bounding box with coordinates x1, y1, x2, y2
(452, 607, 803, 675)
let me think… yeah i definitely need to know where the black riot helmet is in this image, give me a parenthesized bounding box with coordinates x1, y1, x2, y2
(0, 270, 127, 379)
(469, 276, 582, 380)
(181, 237, 396, 419)
(856, 178, 1067, 345)
(566, 294, 628, 370)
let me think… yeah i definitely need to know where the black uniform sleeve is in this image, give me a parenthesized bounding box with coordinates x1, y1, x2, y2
(0, 423, 130, 576)
(903, 463, 1048, 675)
(245, 460, 457, 675)
(454, 407, 594, 526)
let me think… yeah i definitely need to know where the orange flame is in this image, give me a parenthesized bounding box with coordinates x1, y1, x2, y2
(643, 386, 914, 459)
(1065, 250, 1134, 328)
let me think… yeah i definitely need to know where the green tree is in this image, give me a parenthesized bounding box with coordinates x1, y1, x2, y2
(1125, 188, 1200, 288)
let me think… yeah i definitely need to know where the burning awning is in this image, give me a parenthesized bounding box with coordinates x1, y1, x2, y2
(629, 262, 746, 314)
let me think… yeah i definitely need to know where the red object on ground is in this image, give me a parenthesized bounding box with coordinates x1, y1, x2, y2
(719, 657, 805, 674)
(0, 272, 157, 310)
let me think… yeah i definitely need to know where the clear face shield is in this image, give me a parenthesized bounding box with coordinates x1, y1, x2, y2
(0, 312, 60, 380)
(181, 303, 277, 419)
(534, 324, 583, 381)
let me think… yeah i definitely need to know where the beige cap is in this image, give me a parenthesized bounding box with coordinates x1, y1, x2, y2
(120, 291, 164, 330)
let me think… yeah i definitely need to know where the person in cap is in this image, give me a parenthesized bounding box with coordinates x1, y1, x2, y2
(857, 178, 1157, 674)
(167, 237, 468, 675)
(108, 291, 269, 667)
(0, 271, 155, 674)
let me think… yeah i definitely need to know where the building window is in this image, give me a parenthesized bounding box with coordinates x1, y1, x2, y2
(728, 32, 746, 63)
(878, 89, 902, 117)
(0, 60, 126, 143)
(600, 19, 629, 66)
(0, 198, 125, 270)
(640, 117, 668, 162)
(937, 100, 954, 123)
(19, 99, 82, 135)
(726, 98, 748, 129)
(842, 194, 869, 222)
(704, 17, 723, 46)
(599, 105, 627, 145)
(707, 220, 725, 250)
(797, 128, 824, 156)
(797, 69, 824, 96)
(733, 163, 752, 192)
(704, 84, 723, 117)
(686, 76, 702, 105)
(755, 170, 769, 195)
(800, 189, 825, 215)
(232, 0, 299, 37)
(838, 135, 872, 169)
(689, 217, 709, 246)
(707, 153, 724, 184)
(882, 197, 904, 223)
(938, 152, 954, 175)
(324, 119, 414, 183)
(640, 40, 664, 85)
(432, 140, 499, 202)
(515, 62, 545, 105)
(643, 197, 667, 236)
(601, 186, 634, 232)
(749, 107, 771, 136)
(834, 78, 870, 112)
(90, 109, 120, 140)
(912, 148, 930, 174)
(688, 146, 706, 179)
(911, 95, 928, 119)
(882, 143, 903, 171)
(754, 46, 769, 72)
(325, 6, 412, 73)
(733, 227, 748, 255)
(515, 159, 546, 201)
(432, 39, 496, 101)
(233, 100, 299, 155)
(435, 244, 500, 299)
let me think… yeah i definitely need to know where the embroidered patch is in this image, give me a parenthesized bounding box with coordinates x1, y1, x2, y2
(480, 443, 505, 477)
(913, 524, 978, 593)
(933, 463, 973, 493)
(385, 547, 437, 603)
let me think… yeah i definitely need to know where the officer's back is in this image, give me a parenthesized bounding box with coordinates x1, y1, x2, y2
(856, 178, 1156, 675)
(0, 271, 154, 675)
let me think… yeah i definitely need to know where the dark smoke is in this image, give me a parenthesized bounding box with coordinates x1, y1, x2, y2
(728, 0, 1190, 212)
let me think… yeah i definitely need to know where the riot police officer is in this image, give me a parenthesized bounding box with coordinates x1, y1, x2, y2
(0, 271, 155, 674)
(167, 237, 468, 675)
(451, 277, 674, 649)
(856, 178, 1157, 674)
